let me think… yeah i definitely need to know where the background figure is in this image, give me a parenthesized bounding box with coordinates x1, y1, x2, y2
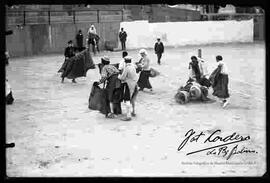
(137, 49, 153, 91)
(76, 30, 84, 52)
(6, 79, 14, 105)
(154, 38, 164, 65)
(87, 24, 97, 55)
(119, 28, 127, 50)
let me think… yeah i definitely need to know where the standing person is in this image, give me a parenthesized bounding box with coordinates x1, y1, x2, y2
(76, 30, 84, 52)
(137, 49, 153, 91)
(118, 56, 139, 121)
(98, 56, 121, 118)
(188, 56, 201, 83)
(58, 42, 95, 83)
(154, 37, 164, 65)
(87, 24, 97, 55)
(119, 28, 127, 50)
(59, 40, 76, 83)
(209, 55, 230, 108)
(118, 51, 128, 73)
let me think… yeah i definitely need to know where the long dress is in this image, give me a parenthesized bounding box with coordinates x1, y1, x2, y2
(58, 48, 95, 79)
(209, 62, 230, 99)
(137, 56, 152, 90)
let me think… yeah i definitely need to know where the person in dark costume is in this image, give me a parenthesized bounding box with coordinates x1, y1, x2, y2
(59, 40, 76, 83)
(188, 56, 201, 83)
(118, 56, 139, 121)
(188, 56, 211, 88)
(209, 55, 230, 108)
(58, 42, 95, 83)
(119, 28, 127, 50)
(97, 56, 121, 118)
(154, 37, 164, 65)
(137, 49, 153, 92)
(76, 30, 84, 52)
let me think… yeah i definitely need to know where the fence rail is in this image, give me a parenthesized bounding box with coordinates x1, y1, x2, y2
(6, 10, 124, 25)
(201, 13, 264, 21)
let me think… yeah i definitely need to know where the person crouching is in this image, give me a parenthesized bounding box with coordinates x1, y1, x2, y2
(118, 56, 139, 121)
(98, 56, 121, 118)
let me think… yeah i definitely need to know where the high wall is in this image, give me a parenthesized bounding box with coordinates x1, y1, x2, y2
(6, 22, 121, 57)
(119, 19, 254, 49)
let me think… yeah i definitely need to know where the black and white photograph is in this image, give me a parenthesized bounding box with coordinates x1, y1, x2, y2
(4, 3, 266, 177)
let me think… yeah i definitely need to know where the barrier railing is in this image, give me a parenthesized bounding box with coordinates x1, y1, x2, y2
(201, 13, 264, 21)
(6, 9, 124, 25)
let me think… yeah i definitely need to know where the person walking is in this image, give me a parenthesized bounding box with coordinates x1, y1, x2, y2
(154, 37, 164, 65)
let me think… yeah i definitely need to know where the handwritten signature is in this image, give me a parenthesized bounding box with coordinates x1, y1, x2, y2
(178, 129, 258, 160)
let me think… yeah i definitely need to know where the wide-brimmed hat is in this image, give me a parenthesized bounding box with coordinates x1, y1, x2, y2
(101, 56, 110, 64)
(139, 49, 147, 55)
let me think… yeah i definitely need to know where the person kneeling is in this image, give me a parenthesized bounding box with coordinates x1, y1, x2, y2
(118, 56, 139, 121)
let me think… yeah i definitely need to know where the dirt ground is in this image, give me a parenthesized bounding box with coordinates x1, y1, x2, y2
(6, 42, 266, 177)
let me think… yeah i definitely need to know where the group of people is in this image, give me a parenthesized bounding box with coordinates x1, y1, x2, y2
(175, 54, 230, 108)
(74, 24, 100, 55)
(118, 27, 165, 66)
(92, 48, 156, 121)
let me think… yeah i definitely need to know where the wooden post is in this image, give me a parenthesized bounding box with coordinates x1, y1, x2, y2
(198, 49, 202, 58)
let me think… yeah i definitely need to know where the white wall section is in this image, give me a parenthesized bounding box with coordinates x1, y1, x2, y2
(119, 19, 254, 49)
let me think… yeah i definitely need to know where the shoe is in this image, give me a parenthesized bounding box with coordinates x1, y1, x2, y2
(139, 88, 144, 91)
(61, 78, 64, 83)
(121, 117, 132, 121)
(150, 88, 153, 92)
(131, 112, 136, 117)
(106, 113, 115, 119)
(72, 79, 77, 83)
(223, 100, 229, 108)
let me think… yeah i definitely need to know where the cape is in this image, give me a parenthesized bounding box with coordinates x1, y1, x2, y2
(58, 48, 95, 79)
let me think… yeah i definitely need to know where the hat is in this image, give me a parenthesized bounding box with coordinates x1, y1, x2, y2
(175, 90, 190, 104)
(124, 56, 132, 61)
(101, 56, 110, 64)
(157, 36, 161, 40)
(68, 40, 73, 44)
(139, 49, 147, 55)
(189, 85, 202, 99)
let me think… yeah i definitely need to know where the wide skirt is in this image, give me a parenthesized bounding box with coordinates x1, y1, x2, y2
(137, 70, 152, 89)
(212, 74, 230, 98)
